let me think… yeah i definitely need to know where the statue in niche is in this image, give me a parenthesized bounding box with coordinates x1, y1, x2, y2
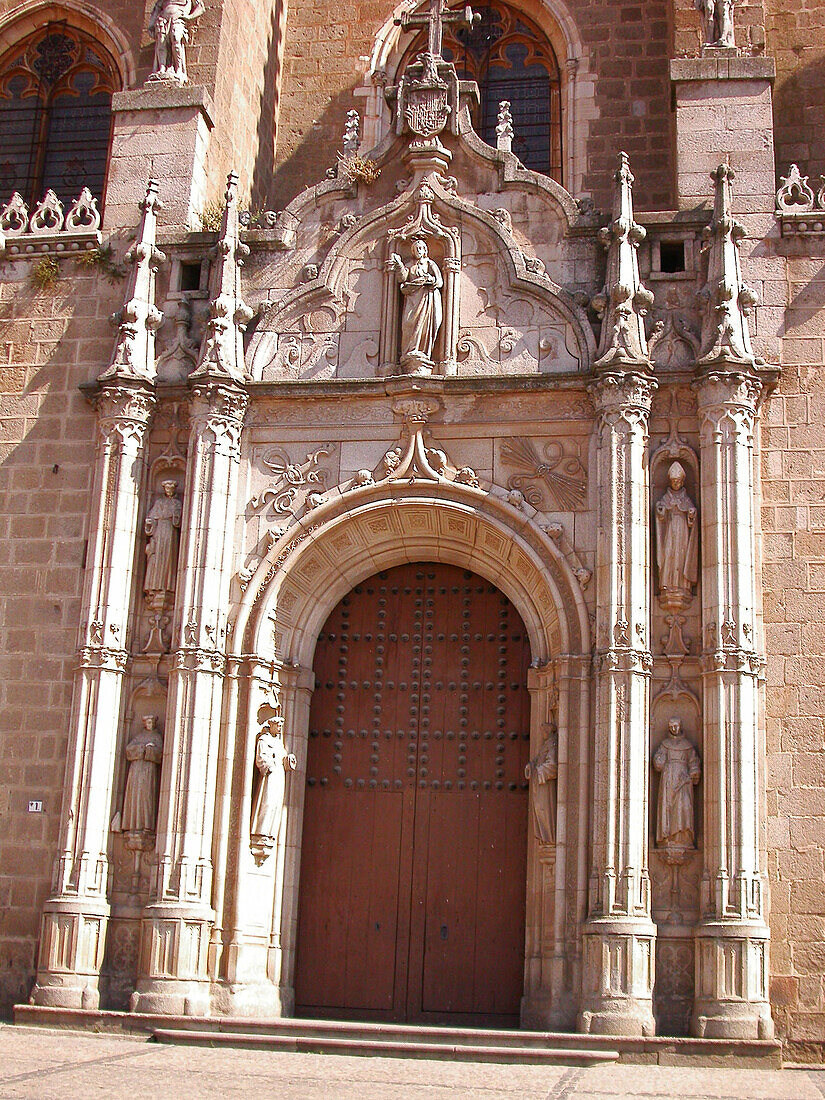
(653, 717, 701, 852)
(144, 480, 182, 606)
(695, 0, 736, 48)
(122, 715, 164, 845)
(524, 725, 558, 844)
(250, 716, 298, 863)
(390, 238, 443, 372)
(148, 0, 206, 85)
(655, 461, 698, 608)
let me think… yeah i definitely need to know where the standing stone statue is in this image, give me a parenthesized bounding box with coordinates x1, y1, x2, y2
(695, 0, 736, 48)
(655, 461, 698, 606)
(122, 714, 164, 841)
(525, 725, 558, 844)
(144, 480, 182, 605)
(148, 0, 206, 85)
(390, 238, 444, 372)
(653, 717, 701, 850)
(250, 717, 298, 862)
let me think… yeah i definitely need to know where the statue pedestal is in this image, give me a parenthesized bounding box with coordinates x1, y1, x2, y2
(669, 56, 775, 211)
(105, 86, 215, 232)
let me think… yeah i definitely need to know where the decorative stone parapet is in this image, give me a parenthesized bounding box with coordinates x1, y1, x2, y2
(775, 164, 825, 237)
(0, 188, 101, 257)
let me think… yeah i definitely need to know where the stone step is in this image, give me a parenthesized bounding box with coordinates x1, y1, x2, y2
(12, 1006, 784, 1067)
(151, 1025, 619, 1065)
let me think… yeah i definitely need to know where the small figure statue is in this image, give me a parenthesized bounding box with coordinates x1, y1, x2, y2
(148, 0, 206, 86)
(695, 0, 736, 48)
(525, 725, 558, 844)
(655, 461, 698, 607)
(390, 238, 443, 373)
(122, 714, 164, 842)
(144, 480, 182, 606)
(250, 716, 298, 862)
(653, 717, 701, 851)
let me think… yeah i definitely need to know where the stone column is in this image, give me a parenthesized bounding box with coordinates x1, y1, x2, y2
(30, 382, 155, 1008)
(133, 173, 251, 1015)
(693, 371, 773, 1039)
(582, 372, 657, 1037)
(30, 179, 164, 1009)
(580, 153, 656, 1036)
(132, 379, 247, 1015)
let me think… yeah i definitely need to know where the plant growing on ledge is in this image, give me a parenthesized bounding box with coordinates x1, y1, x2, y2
(30, 256, 61, 291)
(74, 245, 126, 282)
(337, 153, 381, 186)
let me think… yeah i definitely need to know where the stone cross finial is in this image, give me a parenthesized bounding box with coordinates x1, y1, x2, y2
(496, 100, 514, 153)
(191, 171, 254, 382)
(394, 0, 480, 61)
(100, 179, 165, 382)
(592, 152, 653, 369)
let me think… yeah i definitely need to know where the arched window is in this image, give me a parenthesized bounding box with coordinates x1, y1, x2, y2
(0, 24, 120, 207)
(407, 1, 563, 182)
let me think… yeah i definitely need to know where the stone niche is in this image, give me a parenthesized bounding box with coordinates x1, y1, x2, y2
(245, 125, 595, 384)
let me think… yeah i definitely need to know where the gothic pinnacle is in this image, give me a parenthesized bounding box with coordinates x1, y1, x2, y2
(696, 163, 760, 368)
(100, 178, 165, 382)
(593, 152, 653, 371)
(192, 171, 254, 382)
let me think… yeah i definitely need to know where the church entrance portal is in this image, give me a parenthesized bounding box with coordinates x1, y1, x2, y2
(295, 562, 532, 1025)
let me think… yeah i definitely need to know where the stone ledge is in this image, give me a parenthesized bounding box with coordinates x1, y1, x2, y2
(112, 84, 214, 126)
(670, 56, 776, 83)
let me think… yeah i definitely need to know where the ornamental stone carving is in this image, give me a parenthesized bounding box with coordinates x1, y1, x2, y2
(653, 717, 701, 854)
(655, 461, 698, 610)
(148, 0, 205, 86)
(122, 714, 164, 849)
(144, 480, 182, 607)
(695, 0, 735, 48)
(525, 725, 558, 844)
(390, 239, 444, 372)
(250, 716, 298, 863)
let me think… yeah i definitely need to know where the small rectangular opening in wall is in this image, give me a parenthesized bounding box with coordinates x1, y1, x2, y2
(659, 241, 686, 274)
(179, 262, 203, 292)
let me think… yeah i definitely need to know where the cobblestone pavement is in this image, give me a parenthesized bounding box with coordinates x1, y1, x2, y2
(1, 1024, 823, 1100)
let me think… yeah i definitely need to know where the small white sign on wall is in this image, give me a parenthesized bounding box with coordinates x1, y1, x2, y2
(27, 800, 43, 813)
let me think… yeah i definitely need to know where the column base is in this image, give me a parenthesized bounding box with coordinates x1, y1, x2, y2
(130, 901, 214, 1016)
(579, 918, 657, 1036)
(211, 980, 293, 1018)
(29, 896, 109, 1010)
(693, 921, 774, 1039)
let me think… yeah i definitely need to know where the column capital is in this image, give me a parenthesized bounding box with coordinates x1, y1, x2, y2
(589, 370, 657, 419)
(94, 381, 156, 442)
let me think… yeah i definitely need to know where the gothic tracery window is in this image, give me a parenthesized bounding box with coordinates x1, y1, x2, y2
(0, 24, 120, 207)
(407, 1, 563, 182)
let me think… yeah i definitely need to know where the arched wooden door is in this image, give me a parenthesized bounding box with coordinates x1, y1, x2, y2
(295, 562, 531, 1025)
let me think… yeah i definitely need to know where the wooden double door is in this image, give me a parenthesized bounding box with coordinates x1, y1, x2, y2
(295, 562, 531, 1025)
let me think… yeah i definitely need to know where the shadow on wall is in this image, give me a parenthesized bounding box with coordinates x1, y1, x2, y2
(251, 6, 283, 212)
(773, 53, 825, 182)
(269, 87, 361, 213)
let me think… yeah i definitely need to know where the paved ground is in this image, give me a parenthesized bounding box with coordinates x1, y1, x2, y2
(0, 1024, 823, 1100)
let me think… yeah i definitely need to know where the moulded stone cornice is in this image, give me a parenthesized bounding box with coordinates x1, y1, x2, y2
(696, 164, 761, 369)
(592, 152, 654, 372)
(99, 179, 165, 383)
(191, 172, 254, 383)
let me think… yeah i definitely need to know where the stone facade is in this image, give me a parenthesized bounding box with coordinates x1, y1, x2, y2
(0, 0, 823, 1062)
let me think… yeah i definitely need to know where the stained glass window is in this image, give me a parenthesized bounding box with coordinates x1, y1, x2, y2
(406, 2, 563, 182)
(0, 25, 119, 208)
